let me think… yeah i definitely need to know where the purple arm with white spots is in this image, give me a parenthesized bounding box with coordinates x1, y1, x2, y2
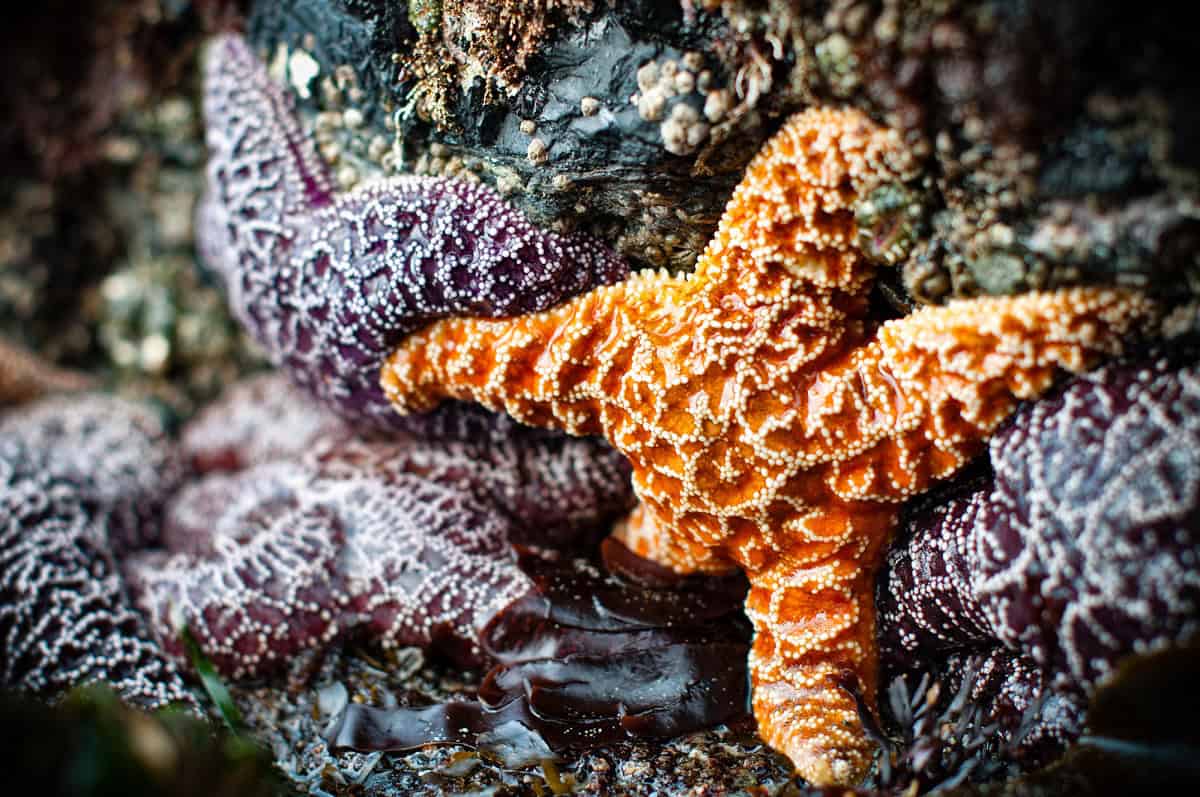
(125, 375, 633, 678)
(878, 350, 1200, 762)
(0, 396, 193, 709)
(196, 35, 629, 428)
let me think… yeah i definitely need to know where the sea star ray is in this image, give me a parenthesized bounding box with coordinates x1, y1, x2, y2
(879, 348, 1200, 710)
(196, 34, 628, 429)
(381, 108, 1161, 785)
(1, 394, 192, 708)
(126, 375, 633, 677)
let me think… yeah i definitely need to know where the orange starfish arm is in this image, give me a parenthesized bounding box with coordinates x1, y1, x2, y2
(745, 505, 893, 786)
(816, 286, 1163, 504)
(382, 106, 909, 436)
(381, 269, 668, 429)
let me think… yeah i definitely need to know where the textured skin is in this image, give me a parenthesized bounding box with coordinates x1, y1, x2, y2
(879, 489, 995, 664)
(195, 34, 628, 429)
(181, 372, 352, 473)
(381, 108, 1162, 785)
(979, 351, 1200, 693)
(126, 375, 633, 678)
(0, 396, 191, 709)
(878, 490, 1086, 767)
(879, 352, 1200, 764)
(0, 395, 185, 552)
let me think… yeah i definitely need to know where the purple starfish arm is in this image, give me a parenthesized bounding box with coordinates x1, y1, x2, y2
(196, 34, 629, 429)
(313, 432, 634, 549)
(180, 373, 352, 473)
(180, 373, 634, 542)
(876, 488, 995, 665)
(0, 394, 186, 552)
(878, 350, 1200, 763)
(875, 487, 1084, 766)
(0, 396, 192, 709)
(125, 376, 634, 679)
(126, 454, 571, 678)
(976, 349, 1200, 693)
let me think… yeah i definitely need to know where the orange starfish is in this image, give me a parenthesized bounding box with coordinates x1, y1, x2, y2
(380, 108, 1159, 785)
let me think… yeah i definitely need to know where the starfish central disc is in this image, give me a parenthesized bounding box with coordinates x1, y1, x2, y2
(380, 108, 1160, 785)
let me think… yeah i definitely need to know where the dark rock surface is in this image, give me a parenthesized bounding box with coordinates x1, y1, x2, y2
(240, 0, 1200, 306)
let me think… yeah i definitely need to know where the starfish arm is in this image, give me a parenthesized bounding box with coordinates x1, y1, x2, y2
(694, 107, 909, 296)
(197, 34, 628, 428)
(382, 272, 679, 435)
(196, 35, 333, 288)
(611, 503, 738, 576)
(745, 507, 895, 787)
(825, 287, 1161, 503)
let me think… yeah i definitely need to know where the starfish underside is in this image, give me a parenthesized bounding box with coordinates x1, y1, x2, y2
(380, 108, 1160, 785)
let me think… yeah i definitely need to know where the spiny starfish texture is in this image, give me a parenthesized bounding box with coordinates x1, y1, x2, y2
(878, 350, 1200, 738)
(180, 372, 351, 473)
(0, 394, 191, 708)
(877, 485, 1087, 768)
(381, 107, 1161, 784)
(125, 375, 633, 678)
(195, 34, 628, 429)
(873, 650, 1082, 791)
(0, 394, 185, 552)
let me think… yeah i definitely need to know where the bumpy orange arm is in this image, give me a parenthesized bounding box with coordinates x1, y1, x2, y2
(740, 286, 1161, 785)
(813, 286, 1162, 504)
(382, 272, 664, 434)
(743, 503, 894, 787)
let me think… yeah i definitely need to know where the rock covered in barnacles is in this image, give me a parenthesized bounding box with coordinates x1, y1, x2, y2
(244, 1, 755, 271)
(195, 33, 628, 429)
(0, 395, 192, 709)
(878, 349, 1200, 767)
(125, 376, 633, 679)
(242, 1, 1200, 302)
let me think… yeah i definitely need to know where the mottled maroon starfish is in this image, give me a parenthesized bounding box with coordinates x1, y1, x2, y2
(195, 34, 628, 429)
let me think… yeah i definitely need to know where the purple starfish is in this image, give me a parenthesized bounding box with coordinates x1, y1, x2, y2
(195, 34, 629, 429)
(0, 394, 185, 552)
(180, 372, 351, 473)
(0, 395, 192, 709)
(877, 349, 1200, 761)
(125, 375, 634, 678)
